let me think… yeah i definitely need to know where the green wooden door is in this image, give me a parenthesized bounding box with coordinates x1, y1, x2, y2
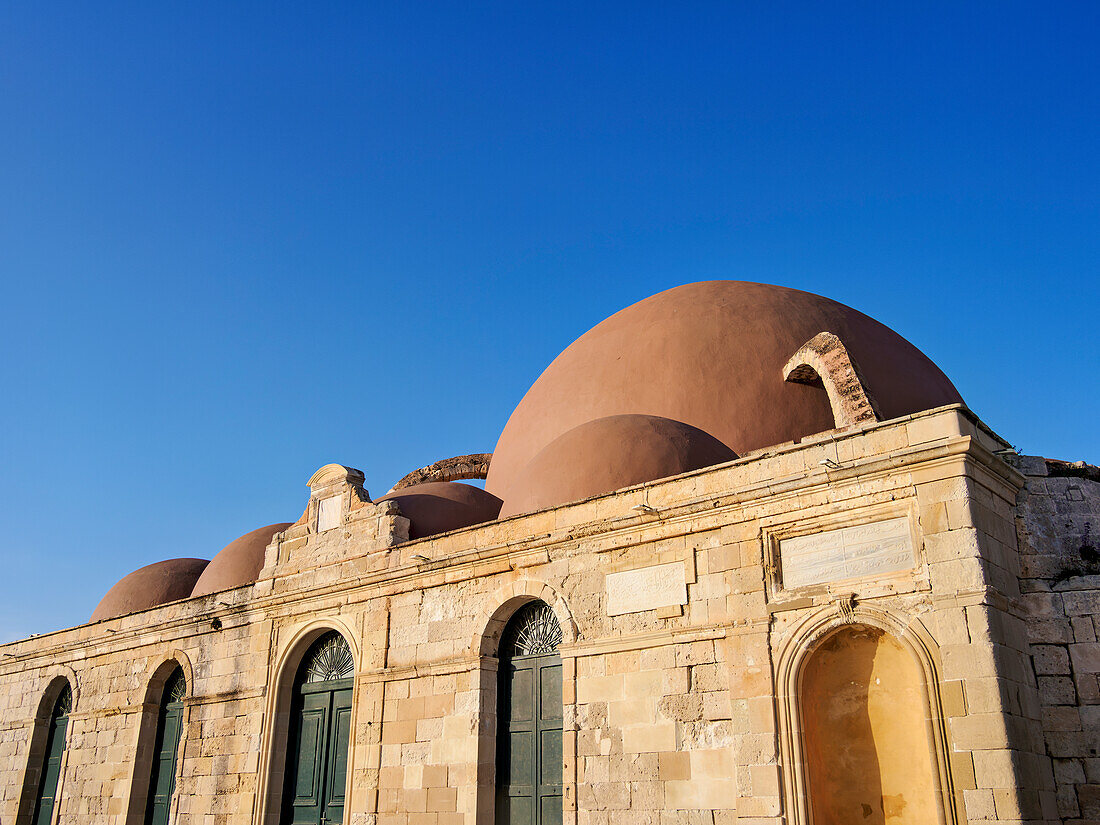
(283, 633, 355, 825)
(32, 684, 71, 825)
(145, 670, 186, 825)
(497, 602, 564, 825)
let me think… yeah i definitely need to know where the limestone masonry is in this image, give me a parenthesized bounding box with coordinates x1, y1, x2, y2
(1, 281, 1096, 825)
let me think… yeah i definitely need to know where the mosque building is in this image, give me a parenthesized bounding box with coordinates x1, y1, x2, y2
(0, 281, 1097, 825)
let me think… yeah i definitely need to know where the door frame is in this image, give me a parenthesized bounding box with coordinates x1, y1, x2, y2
(255, 619, 361, 825)
(125, 654, 195, 825)
(16, 668, 79, 825)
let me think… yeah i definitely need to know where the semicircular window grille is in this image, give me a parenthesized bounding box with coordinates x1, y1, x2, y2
(164, 669, 186, 704)
(301, 632, 355, 683)
(501, 601, 563, 658)
(53, 683, 72, 718)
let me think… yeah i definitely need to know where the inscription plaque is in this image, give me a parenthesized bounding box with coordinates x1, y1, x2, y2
(605, 562, 688, 616)
(780, 516, 914, 589)
(317, 496, 342, 532)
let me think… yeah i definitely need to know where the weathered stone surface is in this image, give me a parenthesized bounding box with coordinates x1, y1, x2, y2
(0, 408, 1086, 825)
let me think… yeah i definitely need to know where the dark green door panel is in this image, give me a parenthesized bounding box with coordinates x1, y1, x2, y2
(324, 688, 353, 825)
(145, 703, 184, 825)
(283, 678, 353, 825)
(31, 713, 68, 825)
(497, 654, 563, 825)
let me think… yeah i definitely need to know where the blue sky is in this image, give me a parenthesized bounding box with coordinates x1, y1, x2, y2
(1, 2, 1097, 640)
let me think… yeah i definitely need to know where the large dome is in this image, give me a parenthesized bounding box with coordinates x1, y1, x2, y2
(191, 523, 292, 598)
(499, 415, 738, 518)
(486, 281, 962, 507)
(91, 558, 210, 622)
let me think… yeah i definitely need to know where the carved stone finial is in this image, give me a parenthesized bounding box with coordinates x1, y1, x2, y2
(782, 332, 881, 429)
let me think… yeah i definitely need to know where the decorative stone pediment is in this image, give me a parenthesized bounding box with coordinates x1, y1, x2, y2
(253, 464, 410, 596)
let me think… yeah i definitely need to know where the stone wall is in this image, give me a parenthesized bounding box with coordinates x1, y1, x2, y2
(1013, 456, 1100, 824)
(0, 406, 1072, 825)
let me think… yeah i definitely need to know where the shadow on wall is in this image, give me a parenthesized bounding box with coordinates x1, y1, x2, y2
(802, 625, 938, 825)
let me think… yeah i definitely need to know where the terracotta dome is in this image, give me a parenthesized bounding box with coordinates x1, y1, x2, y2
(376, 482, 503, 539)
(191, 523, 292, 598)
(499, 414, 738, 517)
(487, 281, 963, 506)
(91, 558, 210, 622)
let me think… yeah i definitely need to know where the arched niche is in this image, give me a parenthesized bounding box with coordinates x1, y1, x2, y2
(775, 606, 958, 825)
(255, 619, 361, 825)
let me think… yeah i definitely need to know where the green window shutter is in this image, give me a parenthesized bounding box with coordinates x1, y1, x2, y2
(145, 669, 187, 825)
(32, 684, 72, 825)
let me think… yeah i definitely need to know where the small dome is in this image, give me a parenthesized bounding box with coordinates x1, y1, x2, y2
(91, 558, 210, 622)
(376, 482, 503, 539)
(487, 281, 963, 505)
(191, 523, 292, 598)
(499, 414, 737, 517)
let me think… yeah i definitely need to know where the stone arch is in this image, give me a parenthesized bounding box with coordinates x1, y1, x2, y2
(472, 579, 578, 657)
(254, 617, 361, 825)
(782, 331, 881, 428)
(390, 453, 493, 491)
(124, 652, 195, 825)
(774, 603, 957, 825)
(16, 667, 78, 825)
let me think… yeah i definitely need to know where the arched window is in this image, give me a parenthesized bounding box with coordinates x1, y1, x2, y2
(496, 601, 563, 825)
(282, 631, 355, 825)
(143, 668, 186, 825)
(31, 682, 72, 825)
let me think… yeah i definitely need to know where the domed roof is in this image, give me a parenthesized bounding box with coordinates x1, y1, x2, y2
(90, 558, 210, 622)
(376, 482, 503, 539)
(191, 523, 292, 598)
(499, 414, 738, 517)
(487, 281, 962, 505)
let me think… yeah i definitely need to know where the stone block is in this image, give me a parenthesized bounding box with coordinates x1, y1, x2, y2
(1070, 643, 1100, 674)
(621, 723, 676, 754)
(1033, 645, 1072, 675)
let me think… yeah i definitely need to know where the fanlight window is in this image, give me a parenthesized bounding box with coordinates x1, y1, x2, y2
(301, 632, 355, 683)
(500, 601, 563, 657)
(53, 684, 73, 717)
(164, 669, 187, 704)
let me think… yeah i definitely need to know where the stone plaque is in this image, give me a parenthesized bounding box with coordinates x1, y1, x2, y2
(780, 516, 914, 589)
(606, 562, 687, 616)
(317, 496, 342, 532)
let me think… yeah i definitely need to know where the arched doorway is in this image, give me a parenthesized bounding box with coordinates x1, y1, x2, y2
(32, 681, 72, 825)
(282, 631, 354, 825)
(800, 624, 941, 825)
(496, 601, 563, 825)
(144, 668, 186, 825)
